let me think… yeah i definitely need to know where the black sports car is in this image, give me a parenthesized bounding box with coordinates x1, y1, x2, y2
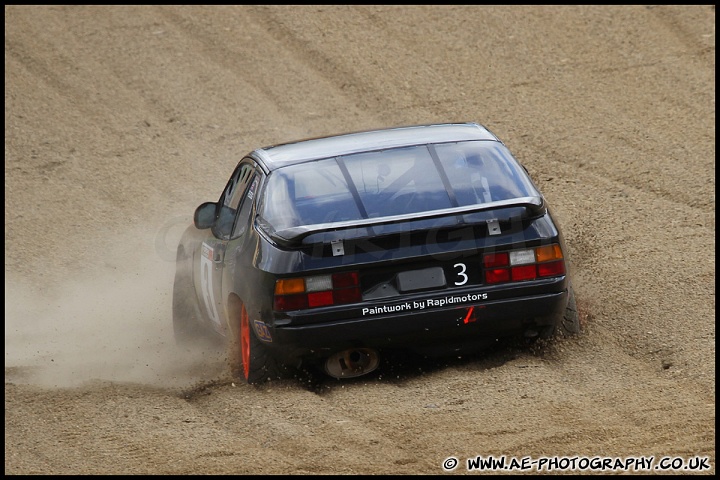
(173, 123, 580, 383)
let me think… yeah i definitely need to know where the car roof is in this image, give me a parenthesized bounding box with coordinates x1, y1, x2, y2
(249, 122, 500, 171)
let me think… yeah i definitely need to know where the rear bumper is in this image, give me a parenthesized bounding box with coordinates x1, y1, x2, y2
(265, 283, 568, 359)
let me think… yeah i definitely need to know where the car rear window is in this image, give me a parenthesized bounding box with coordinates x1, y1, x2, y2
(260, 140, 539, 231)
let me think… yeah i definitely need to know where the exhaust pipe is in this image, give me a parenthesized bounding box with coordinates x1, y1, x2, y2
(324, 348, 380, 379)
(524, 328, 539, 339)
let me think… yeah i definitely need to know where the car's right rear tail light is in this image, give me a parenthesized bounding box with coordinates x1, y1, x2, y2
(274, 271, 361, 312)
(483, 244, 565, 284)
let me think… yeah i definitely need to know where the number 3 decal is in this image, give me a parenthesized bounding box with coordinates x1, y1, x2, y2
(454, 263, 468, 286)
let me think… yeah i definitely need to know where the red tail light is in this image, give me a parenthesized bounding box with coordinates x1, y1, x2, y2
(483, 244, 565, 284)
(307, 291, 334, 308)
(483, 252, 509, 268)
(273, 294, 308, 311)
(511, 265, 537, 281)
(274, 271, 361, 311)
(485, 268, 510, 283)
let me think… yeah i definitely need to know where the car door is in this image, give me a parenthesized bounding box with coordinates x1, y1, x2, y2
(195, 161, 257, 336)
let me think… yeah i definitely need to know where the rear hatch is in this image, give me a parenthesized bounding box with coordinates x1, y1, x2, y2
(263, 205, 566, 326)
(257, 139, 565, 322)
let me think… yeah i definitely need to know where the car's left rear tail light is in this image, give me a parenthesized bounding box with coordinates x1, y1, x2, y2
(274, 272, 361, 311)
(483, 244, 565, 284)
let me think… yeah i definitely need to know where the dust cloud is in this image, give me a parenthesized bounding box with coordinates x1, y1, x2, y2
(4, 220, 225, 389)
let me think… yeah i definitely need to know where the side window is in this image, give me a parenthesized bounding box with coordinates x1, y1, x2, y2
(213, 162, 256, 240)
(231, 174, 260, 239)
(219, 168, 242, 208)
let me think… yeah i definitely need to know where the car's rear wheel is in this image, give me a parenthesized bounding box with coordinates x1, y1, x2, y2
(557, 285, 581, 336)
(535, 285, 580, 341)
(227, 297, 283, 384)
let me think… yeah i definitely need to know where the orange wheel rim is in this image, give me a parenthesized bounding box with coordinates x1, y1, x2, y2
(240, 305, 250, 380)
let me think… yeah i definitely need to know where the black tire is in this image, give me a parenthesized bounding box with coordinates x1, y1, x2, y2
(172, 251, 205, 346)
(535, 285, 581, 341)
(227, 298, 283, 384)
(557, 285, 581, 337)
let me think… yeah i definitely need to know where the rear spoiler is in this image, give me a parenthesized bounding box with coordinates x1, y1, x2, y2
(260, 196, 546, 247)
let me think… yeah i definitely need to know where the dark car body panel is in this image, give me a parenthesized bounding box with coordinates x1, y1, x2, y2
(243, 212, 567, 362)
(271, 289, 566, 356)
